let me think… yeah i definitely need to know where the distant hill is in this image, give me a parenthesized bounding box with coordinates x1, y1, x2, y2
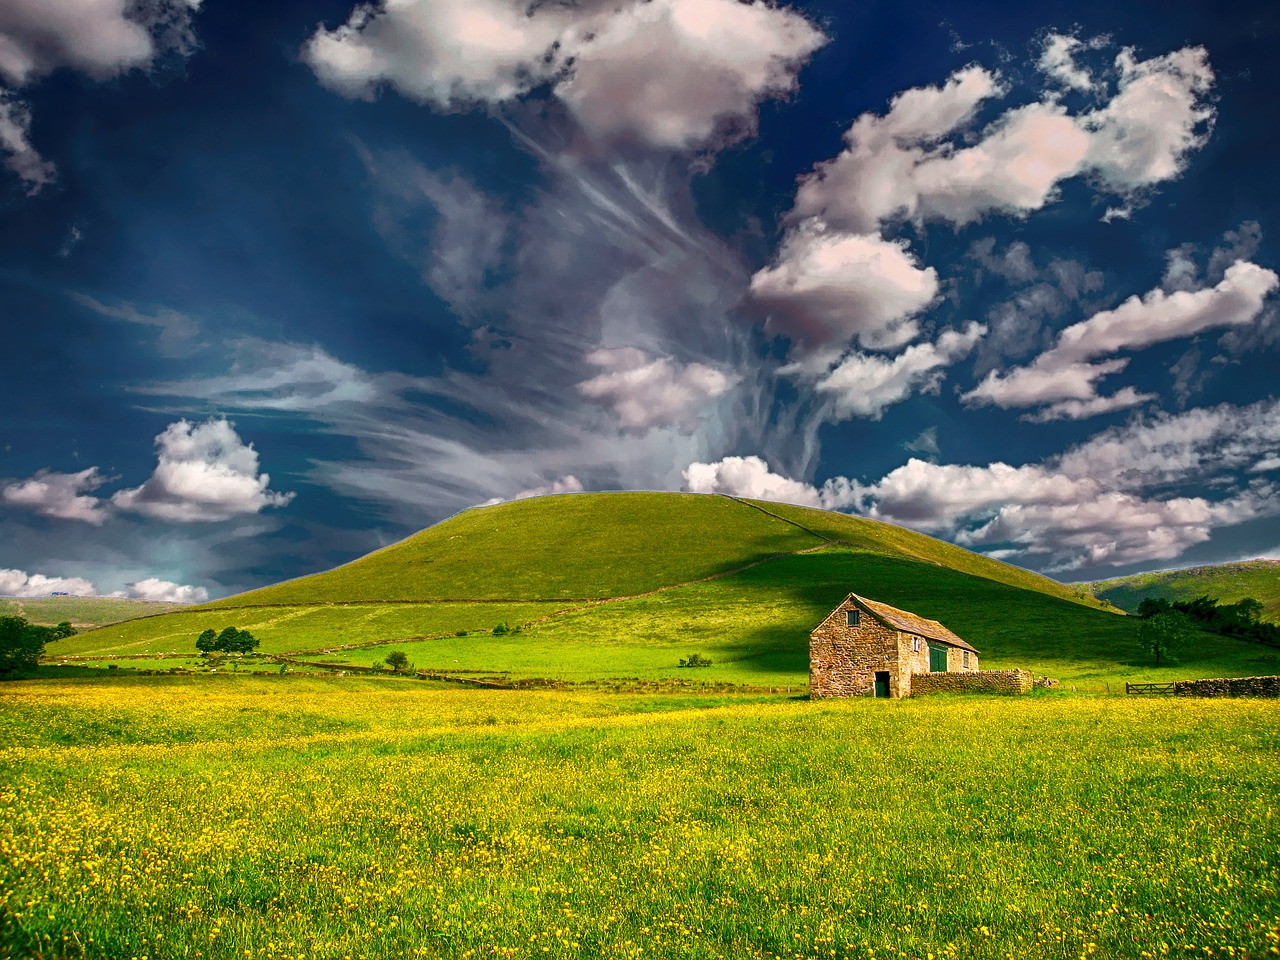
(60, 493, 1272, 688)
(0, 595, 192, 628)
(1086, 560, 1280, 621)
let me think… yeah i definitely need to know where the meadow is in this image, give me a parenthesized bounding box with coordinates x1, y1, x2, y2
(50, 547, 1274, 692)
(2, 676, 1278, 960)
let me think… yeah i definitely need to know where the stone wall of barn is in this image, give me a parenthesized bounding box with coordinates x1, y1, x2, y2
(938, 644, 980, 673)
(910, 669, 1033, 696)
(810, 599, 904, 698)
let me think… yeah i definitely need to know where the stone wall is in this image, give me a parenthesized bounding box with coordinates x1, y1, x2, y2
(910, 669, 1033, 697)
(810, 598, 903, 698)
(1173, 676, 1280, 698)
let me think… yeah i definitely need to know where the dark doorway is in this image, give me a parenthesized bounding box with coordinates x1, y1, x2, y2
(874, 671, 890, 698)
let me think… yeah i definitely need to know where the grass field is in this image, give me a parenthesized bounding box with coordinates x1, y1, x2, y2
(1087, 560, 1280, 620)
(0, 595, 190, 628)
(2, 676, 1277, 960)
(55, 546, 1273, 691)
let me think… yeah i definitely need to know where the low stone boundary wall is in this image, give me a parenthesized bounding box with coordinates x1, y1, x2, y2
(911, 669, 1034, 697)
(1174, 676, 1280, 698)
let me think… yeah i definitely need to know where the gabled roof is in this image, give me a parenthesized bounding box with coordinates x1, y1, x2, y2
(844, 593, 979, 653)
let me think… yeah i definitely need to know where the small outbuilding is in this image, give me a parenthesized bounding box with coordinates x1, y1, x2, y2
(810, 593, 979, 699)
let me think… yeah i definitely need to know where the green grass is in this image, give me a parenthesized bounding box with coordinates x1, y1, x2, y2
(0, 595, 190, 627)
(1087, 559, 1280, 620)
(2, 677, 1277, 960)
(49, 602, 574, 658)
(742, 499, 1110, 608)
(205, 493, 825, 605)
(63, 542, 1271, 691)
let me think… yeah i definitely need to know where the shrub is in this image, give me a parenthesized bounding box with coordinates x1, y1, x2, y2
(678, 653, 713, 668)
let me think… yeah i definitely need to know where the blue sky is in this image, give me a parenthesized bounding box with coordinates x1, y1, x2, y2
(1, 0, 1278, 601)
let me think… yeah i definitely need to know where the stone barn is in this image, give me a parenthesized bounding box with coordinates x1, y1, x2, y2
(809, 593, 979, 699)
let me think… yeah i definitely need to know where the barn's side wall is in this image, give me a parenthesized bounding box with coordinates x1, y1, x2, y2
(910, 669, 1032, 696)
(810, 599, 903, 698)
(939, 644, 980, 673)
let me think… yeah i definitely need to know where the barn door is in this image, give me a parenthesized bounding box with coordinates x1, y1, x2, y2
(929, 645, 949, 673)
(874, 671, 890, 697)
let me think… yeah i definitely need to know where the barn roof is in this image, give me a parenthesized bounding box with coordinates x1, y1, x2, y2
(848, 593, 979, 653)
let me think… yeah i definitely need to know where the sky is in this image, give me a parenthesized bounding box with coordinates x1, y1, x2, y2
(1, 0, 1278, 602)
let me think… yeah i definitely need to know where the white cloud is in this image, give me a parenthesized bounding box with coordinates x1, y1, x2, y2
(577, 347, 738, 433)
(747, 222, 938, 357)
(0, 0, 202, 191)
(813, 323, 985, 421)
(788, 45, 1213, 233)
(2, 467, 111, 525)
(553, 0, 825, 152)
(72, 294, 202, 357)
(0, 568, 97, 598)
(679, 399, 1280, 572)
(0, 567, 207, 601)
(111, 418, 295, 522)
(965, 260, 1279, 419)
(114, 577, 209, 603)
(305, 0, 824, 153)
(790, 64, 1004, 233)
(1083, 46, 1215, 192)
(682, 455, 823, 507)
(1037, 32, 1096, 92)
(0, 91, 52, 191)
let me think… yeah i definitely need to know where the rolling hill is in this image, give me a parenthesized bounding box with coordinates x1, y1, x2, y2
(0, 595, 192, 628)
(56, 493, 1275, 687)
(1086, 560, 1280, 620)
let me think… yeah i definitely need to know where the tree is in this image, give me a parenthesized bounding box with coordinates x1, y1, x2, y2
(385, 651, 409, 673)
(1138, 611, 1194, 667)
(0, 615, 68, 677)
(197, 626, 259, 654)
(196, 629, 218, 654)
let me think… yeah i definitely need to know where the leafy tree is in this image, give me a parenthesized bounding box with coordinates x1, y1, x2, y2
(196, 626, 260, 654)
(385, 651, 410, 673)
(1138, 611, 1194, 667)
(1137, 597, 1172, 619)
(0, 616, 68, 677)
(492, 622, 509, 636)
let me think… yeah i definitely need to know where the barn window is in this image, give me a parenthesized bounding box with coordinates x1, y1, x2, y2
(963, 650, 970, 669)
(846, 609, 860, 627)
(912, 637, 920, 653)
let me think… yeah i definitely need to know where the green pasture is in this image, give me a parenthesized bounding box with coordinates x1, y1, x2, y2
(2, 677, 1277, 960)
(59, 545, 1274, 690)
(1087, 559, 1280, 619)
(0, 595, 189, 628)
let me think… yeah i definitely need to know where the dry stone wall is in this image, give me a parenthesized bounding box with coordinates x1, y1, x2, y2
(910, 669, 1033, 697)
(1174, 676, 1280, 698)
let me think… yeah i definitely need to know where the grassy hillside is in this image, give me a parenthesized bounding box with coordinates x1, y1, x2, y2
(0, 595, 191, 628)
(206, 493, 820, 605)
(58, 492, 1275, 689)
(1087, 560, 1280, 619)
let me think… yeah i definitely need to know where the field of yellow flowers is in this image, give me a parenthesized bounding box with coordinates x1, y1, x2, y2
(2, 676, 1278, 960)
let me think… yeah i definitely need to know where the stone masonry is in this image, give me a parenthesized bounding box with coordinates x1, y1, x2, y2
(910, 669, 1034, 696)
(810, 593, 980, 699)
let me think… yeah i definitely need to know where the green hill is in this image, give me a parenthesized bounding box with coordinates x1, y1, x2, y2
(0, 595, 191, 628)
(58, 493, 1273, 688)
(1086, 560, 1280, 620)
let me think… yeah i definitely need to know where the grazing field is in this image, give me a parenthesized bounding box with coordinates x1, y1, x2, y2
(56, 547, 1272, 691)
(0, 595, 190, 628)
(2, 676, 1278, 960)
(1087, 560, 1280, 620)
